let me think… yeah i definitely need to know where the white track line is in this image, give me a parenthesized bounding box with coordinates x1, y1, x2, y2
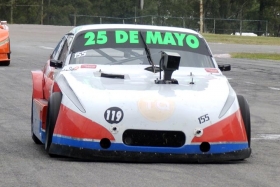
(268, 87, 280, 91)
(245, 82, 256, 85)
(213, 54, 231, 58)
(252, 134, 280, 140)
(39, 46, 54, 50)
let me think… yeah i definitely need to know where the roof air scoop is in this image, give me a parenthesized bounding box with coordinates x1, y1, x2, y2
(155, 51, 181, 84)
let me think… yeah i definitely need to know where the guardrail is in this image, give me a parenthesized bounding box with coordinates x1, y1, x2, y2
(69, 14, 268, 36)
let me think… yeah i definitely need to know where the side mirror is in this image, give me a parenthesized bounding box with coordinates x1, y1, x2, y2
(218, 64, 231, 71)
(50, 59, 63, 68)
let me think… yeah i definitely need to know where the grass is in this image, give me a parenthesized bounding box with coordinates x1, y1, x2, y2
(202, 33, 280, 60)
(230, 53, 280, 61)
(202, 33, 280, 45)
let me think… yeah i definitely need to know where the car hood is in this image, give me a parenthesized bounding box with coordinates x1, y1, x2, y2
(56, 64, 233, 126)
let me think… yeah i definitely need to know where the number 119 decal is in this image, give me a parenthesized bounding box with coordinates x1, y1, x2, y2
(104, 107, 124, 124)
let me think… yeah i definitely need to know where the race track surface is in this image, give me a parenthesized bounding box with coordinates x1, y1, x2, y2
(0, 25, 279, 187)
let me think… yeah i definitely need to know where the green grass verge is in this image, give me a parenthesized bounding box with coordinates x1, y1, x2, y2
(230, 53, 280, 61)
(202, 33, 280, 45)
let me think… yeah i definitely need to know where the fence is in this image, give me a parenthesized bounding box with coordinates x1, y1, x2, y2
(70, 14, 268, 36)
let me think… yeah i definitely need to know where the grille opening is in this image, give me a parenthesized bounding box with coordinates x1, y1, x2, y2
(123, 130, 185, 147)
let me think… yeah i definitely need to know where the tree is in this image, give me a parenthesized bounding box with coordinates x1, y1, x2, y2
(0, 0, 280, 36)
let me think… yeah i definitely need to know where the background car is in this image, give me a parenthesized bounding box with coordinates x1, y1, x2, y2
(0, 20, 10, 66)
(31, 24, 251, 162)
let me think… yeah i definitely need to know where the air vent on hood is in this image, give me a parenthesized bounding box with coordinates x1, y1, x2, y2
(100, 73, 124, 79)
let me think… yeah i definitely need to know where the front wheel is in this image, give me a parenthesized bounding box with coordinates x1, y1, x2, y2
(237, 95, 251, 148)
(45, 92, 62, 153)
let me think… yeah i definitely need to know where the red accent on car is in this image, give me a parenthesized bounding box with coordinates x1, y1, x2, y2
(54, 105, 115, 140)
(191, 109, 248, 142)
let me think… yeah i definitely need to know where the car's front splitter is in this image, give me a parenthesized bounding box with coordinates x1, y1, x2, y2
(49, 143, 251, 162)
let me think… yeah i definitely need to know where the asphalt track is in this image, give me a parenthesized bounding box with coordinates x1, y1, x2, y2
(0, 25, 280, 187)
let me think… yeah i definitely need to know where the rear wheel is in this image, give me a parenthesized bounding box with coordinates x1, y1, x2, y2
(237, 95, 251, 147)
(45, 92, 62, 153)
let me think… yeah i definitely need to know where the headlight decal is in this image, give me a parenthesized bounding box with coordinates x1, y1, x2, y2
(56, 75, 86, 113)
(218, 83, 236, 118)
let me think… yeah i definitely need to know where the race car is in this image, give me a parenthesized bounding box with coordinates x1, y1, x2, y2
(0, 20, 10, 66)
(31, 24, 251, 162)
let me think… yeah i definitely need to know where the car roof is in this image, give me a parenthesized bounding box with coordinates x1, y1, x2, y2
(68, 24, 200, 36)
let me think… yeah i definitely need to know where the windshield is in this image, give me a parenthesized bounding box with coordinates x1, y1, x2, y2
(70, 29, 214, 68)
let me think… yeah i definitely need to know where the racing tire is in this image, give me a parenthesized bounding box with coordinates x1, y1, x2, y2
(45, 92, 62, 153)
(237, 95, 251, 148)
(3, 53, 10, 66)
(3, 61, 10, 66)
(31, 99, 43, 144)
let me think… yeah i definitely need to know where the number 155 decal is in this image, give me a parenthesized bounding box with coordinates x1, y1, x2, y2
(198, 114, 210, 124)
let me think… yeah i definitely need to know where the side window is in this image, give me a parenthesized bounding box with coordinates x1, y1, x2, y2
(51, 36, 67, 60)
(58, 41, 68, 62)
(58, 35, 73, 63)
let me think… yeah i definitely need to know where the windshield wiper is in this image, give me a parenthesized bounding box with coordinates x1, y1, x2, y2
(139, 31, 156, 73)
(106, 53, 150, 65)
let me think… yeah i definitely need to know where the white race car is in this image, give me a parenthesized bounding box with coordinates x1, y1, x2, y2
(31, 24, 251, 162)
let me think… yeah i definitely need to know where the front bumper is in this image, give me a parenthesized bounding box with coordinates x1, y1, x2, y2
(49, 143, 251, 162)
(0, 53, 9, 61)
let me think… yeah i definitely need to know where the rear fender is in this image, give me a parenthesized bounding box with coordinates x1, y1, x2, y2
(32, 98, 48, 143)
(31, 71, 44, 99)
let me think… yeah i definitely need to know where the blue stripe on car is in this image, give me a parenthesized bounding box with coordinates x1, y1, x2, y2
(52, 135, 248, 154)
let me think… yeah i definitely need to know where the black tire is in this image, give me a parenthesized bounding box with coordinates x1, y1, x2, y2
(237, 95, 251, 147)
(3, 53, 10, 66)
(45, 92, 62, 153)
(4, 61, 10, 66)
(0, 61, 10, 66)
(31, 100, 43, 144)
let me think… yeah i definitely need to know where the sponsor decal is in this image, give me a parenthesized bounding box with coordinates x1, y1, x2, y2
(138, 97, 175, 122)
(205, 68, 219, 73)
(69, 66, 79, 71)
(104, 107, 124, 124)
(63, 66, 79, 71)
(83, 30, 200, 49)
(81, 64, 97, 69)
